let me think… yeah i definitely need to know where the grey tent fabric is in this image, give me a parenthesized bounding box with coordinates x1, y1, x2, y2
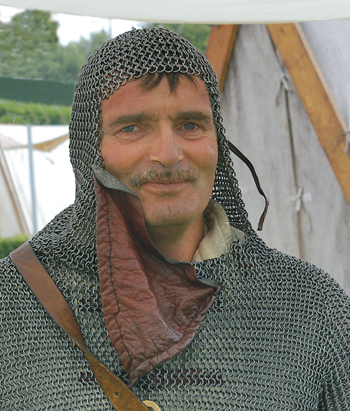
(301, 20, 350, 129)
(2, 0, 350, 23)
(221, 24, 350, 294)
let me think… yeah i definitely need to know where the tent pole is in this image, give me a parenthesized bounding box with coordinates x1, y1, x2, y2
(267, 23, 350, 207)
(27, 125, 38, 235)
(205, 25, 238, 93)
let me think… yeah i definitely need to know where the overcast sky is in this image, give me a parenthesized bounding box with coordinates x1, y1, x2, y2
(0, 5, 140, 45)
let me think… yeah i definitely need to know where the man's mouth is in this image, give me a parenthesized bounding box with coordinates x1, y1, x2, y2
(147, 179, 185, 185)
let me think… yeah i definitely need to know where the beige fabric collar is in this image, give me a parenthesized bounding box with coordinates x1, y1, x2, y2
(193, 199, 245, 262)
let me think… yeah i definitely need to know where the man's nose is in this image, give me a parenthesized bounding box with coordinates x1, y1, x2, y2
(149, 126, 184, 167)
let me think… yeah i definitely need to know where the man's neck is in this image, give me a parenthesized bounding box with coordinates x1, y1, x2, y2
(146, 217, 205, 262)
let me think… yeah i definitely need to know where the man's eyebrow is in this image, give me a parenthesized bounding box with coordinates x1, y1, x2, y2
(106, 113, 153, 128)
(104, 111, 214, 128)
(175, 111, 214, 125)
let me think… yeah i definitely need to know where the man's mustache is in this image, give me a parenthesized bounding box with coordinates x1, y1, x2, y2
(130, 169, 198, 187)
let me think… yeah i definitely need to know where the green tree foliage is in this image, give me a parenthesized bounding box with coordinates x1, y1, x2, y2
(0, 10, 211, 84)
(0, 234, 28, 258)
(0, 10, 109, 123)
(144, 23, 211, 54)
(0, 100, 71, 125)
(0, 9, 109, 84)
(0, 10, 59, 80)
(53, 31, 109, 83)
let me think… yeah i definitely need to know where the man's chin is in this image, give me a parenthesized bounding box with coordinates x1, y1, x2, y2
(144, 211, 201, 232)
(139, 193, 208, 234)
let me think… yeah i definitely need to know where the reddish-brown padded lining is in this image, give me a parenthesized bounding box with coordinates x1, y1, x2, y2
(95, 177, 221, 385)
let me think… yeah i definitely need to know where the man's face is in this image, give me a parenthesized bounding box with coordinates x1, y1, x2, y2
(100, 75, 218, 232)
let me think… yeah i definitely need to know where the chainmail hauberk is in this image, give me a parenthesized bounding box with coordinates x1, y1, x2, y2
(1, 28, 350, 410)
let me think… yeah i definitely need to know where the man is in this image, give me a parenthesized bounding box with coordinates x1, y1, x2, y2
(1, 28, 350, 410)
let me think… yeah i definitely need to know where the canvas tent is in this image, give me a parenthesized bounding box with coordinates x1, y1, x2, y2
(204, 22, 350, 294)
(0, 126, 74, 236)
(1, 0, 350, 23)
(0, 133, 29, 237)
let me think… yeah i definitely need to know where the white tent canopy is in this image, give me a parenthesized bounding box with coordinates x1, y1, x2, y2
(0, 125, 75, 236)
(1, 0, 350, 23)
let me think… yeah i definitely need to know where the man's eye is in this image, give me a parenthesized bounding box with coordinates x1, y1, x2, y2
(122, 125, 137, 132)
(183, 123, 198, 131)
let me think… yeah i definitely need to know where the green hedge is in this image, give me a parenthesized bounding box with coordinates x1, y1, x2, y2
(0, 77, 75, 106)
(0, 99, 71, 125)
(0, 234, 28, 258)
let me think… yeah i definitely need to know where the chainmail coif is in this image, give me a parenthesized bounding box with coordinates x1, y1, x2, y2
(1, 28, 350, 410)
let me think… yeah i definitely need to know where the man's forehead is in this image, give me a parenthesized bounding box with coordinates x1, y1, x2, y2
(102, 73, 207, 100)
(100, 74, 213, 123)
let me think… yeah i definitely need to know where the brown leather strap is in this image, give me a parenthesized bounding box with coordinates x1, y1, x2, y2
(227, 140, 269, 231)
(10, 241, 151, 411)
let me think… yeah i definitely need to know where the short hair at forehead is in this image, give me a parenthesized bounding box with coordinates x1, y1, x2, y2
(140, 72, 198, 94)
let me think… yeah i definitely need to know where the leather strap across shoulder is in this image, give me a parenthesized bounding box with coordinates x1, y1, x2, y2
(10, 241, 160, 411)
